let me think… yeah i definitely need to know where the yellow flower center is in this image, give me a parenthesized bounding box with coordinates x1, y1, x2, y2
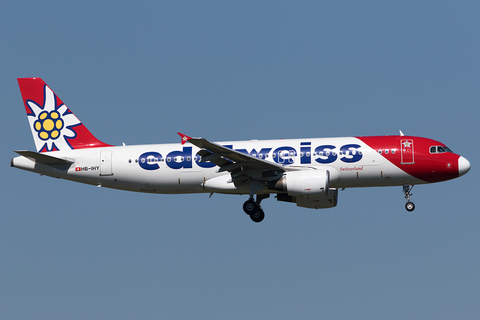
(34, 111, 64, 141)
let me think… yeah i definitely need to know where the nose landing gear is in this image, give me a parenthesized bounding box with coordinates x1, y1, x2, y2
(403, 184, 415, 212)
(243, 194, 269, 223)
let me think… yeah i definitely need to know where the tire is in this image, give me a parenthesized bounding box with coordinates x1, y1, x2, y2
(405, 201, 415, 212)
(243, 199, 258, 215)
(250, 208, 265, 223)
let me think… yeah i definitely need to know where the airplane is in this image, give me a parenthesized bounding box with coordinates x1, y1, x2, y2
(11, 77, 471, 223)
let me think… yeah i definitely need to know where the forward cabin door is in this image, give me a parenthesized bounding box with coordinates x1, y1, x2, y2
(100, 150, 113, 176)
(400, 139, 415, 164)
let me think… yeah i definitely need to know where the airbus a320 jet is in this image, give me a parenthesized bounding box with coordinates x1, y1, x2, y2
(11, 78, 471, 222)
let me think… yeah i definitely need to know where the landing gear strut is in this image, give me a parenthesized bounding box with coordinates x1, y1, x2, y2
(403, 184, 415, 212)
(243, 194, 269, 223)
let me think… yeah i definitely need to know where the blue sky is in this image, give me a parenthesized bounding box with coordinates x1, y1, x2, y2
(1, 1, 478, 319)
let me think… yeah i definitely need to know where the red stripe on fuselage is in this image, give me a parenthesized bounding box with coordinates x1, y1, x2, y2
(356, 136, 460, 183)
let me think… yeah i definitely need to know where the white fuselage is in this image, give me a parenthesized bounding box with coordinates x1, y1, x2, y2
(12, 137, 424, 195)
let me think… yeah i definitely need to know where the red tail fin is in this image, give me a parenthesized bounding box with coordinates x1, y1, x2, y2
(18, 78, 112, 152)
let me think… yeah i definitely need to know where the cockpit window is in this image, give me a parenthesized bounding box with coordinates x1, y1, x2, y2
(430, 146, 453, 154)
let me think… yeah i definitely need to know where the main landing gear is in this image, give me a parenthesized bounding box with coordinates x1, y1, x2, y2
(243, 194, 269, 223)
(403, 184, 415, 212)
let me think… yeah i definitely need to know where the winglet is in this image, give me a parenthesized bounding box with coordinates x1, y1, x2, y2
(177, 132, 192, 145)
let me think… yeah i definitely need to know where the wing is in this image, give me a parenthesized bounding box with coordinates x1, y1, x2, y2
(178, 133, 292, 185)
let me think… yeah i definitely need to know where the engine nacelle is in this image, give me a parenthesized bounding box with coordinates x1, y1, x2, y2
(272, 169, 330, 197)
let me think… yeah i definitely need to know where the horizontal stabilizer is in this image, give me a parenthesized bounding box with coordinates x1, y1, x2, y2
(15, 150, 74, 165)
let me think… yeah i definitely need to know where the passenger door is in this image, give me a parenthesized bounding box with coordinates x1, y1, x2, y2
(100, 150, 113, 176)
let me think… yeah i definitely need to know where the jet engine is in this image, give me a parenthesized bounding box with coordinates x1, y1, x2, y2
(272, 169, 330, 196)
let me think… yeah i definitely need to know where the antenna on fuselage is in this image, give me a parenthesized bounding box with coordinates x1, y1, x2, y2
(399, 130, 405, 136)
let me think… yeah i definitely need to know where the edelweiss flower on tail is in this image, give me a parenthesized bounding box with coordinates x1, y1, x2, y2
(17, 78, 111, 152)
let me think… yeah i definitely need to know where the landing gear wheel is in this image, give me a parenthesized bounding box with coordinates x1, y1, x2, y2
(243, 199, 258, 215)
(403, 185, 415, 212)
(405, 201, 415, 212)
(250, 208, 265, 223)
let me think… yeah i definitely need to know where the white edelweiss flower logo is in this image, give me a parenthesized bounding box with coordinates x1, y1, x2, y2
(402, 141, 412, 148)
(27, 85, 81, 152)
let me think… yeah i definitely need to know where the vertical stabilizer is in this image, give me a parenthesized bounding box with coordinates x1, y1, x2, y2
(17, 78, 111, 152)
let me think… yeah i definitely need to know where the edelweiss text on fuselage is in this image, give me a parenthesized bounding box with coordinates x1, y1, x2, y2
(138, 143, 364, 170)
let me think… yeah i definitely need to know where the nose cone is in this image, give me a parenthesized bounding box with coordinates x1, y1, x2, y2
(458, 156, 471, 177)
